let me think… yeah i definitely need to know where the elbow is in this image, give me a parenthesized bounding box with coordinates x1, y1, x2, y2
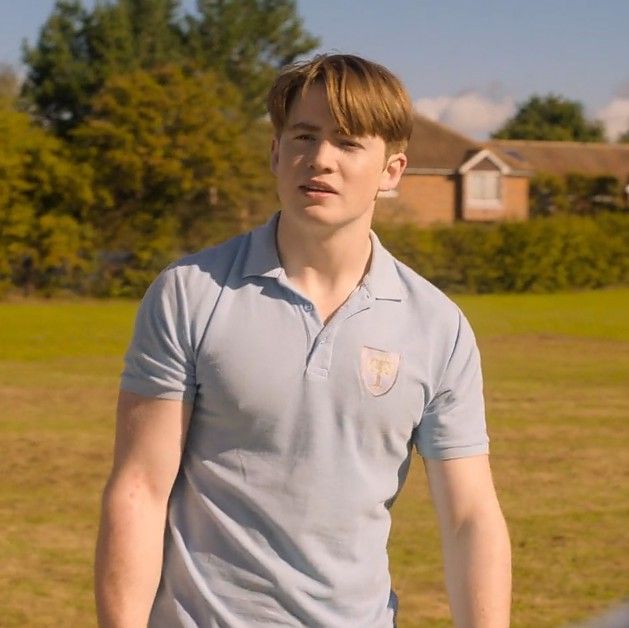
(446, 501, 511, 563)
(100, 469, 172, 518)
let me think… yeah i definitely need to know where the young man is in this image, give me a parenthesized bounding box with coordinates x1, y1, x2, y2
(95, 54, 511, 627)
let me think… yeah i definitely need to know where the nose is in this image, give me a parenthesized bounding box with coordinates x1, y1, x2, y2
(308, 139, 336, 172)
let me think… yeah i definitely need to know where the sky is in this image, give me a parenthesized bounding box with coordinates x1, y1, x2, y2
(1, 0, 628, 139)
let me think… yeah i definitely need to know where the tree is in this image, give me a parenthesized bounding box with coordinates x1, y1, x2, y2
(529, 173, 568, 216)
(0, 99, 95, 294)
(22, 0, 318, 134)
(72, 64, 275, 293)
(618, 128, 629, 143)
(492, 94, 605, 142)
(89, 0, 183, 73)
(22, 0, 185, 134)
(186, 0, 319, 116)
(21, 0, 96, 135)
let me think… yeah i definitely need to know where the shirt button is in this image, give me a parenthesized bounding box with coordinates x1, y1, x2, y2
(303, 303, 313, 312)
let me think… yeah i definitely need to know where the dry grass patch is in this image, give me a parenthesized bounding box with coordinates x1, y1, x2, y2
(391, 306, 629, 628)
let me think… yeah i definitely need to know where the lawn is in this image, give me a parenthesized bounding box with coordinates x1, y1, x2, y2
(1, 289, 628, 627)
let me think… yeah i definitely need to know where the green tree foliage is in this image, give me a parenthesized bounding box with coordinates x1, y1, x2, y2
(529, 172, 568, 216)
(22, 0, 318, 133)
(565, 173, 622, 213)
(22, 0, 185, 134)
(376, 213, 629, 294)
(618, 128, 629, 143)
(21, 0, 95, 135)
(88, 0, 183, 75)
(186, 0, 319, 116)
(492, 94, 606, 142)
(530, 172, 624, 216)
(0, 99, 94, 295)
(73, 64, 275, 295)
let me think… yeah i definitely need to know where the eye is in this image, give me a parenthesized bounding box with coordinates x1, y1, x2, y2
(295, 133, 315, 141)
(339, 138, 362, 149)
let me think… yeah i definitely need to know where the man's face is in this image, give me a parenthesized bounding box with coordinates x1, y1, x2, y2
(271, 83, 406, 231)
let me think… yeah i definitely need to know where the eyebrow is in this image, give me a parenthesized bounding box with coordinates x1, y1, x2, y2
(288, 122, 321, 132)
(287, 121, 355, 136)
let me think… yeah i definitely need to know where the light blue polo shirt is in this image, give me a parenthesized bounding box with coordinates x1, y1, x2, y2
(121, 212, 489, 627)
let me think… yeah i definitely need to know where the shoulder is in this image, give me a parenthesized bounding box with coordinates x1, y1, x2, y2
(147, 232, 248, 308)
(134, 232, 250, 350)
(165, 232, 248, 289)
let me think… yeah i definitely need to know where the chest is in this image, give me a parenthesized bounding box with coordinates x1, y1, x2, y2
(192, 282, 430, 464)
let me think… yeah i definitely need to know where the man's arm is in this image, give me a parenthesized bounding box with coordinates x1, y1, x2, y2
(95, 390, 192, 628)
(424, 454, 511, 628)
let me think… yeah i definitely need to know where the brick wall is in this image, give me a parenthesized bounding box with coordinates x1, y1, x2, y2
(377, 173, 529, 225)
(377, 174, 456, 225)
(503, 176, 529, 219)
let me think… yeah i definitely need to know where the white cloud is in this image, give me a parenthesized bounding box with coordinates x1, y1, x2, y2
(414, 91, 516, 140)
(596, 98, 629, 141)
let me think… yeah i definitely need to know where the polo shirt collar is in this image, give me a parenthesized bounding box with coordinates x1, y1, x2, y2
(363, 231, 405, 302)
(242, 212, 405, 302)
(241, 212, 283, 279)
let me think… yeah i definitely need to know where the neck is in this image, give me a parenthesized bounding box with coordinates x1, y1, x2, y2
(276, 212, 372, 283)
(275, 211, 373, 318)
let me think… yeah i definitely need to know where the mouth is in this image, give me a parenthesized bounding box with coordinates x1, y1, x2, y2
(299, 180, 338, 195)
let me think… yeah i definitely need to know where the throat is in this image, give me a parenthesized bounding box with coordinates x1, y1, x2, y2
(275, 209, 374, 321)
(284, 250, 372, 324)
(306, 285, 362, 324)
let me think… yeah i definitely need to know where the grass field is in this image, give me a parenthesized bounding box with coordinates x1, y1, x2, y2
(1, 289, 628, 627)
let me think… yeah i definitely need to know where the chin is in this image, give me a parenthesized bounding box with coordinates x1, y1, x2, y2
(294, 208, 372, 232)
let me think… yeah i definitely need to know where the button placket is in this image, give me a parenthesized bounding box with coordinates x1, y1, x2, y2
(305, 287, 373, 379)
(306, 328, 334, 378)
(298, 298, 323, 372)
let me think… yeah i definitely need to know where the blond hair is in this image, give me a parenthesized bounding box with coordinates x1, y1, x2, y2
(267, 54, 413, 154)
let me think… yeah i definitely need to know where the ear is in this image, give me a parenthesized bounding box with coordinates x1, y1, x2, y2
(270, 136, 280, 176)
(378, 152, 408, 192)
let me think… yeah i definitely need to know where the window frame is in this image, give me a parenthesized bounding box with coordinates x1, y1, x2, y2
(465, 170, 503, 209)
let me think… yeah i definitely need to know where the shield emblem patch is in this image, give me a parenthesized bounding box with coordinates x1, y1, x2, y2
(361, 346, 400, 396)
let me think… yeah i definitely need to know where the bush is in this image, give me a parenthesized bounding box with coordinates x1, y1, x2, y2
(375, 212, 629, 294)
(530, 172, 625, 216)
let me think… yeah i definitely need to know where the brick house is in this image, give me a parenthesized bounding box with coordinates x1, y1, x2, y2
(377, 114, 531, 225)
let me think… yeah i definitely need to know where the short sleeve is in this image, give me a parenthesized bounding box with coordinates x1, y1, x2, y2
(414, 309, 489, 460)
(120, 268, 197, 402)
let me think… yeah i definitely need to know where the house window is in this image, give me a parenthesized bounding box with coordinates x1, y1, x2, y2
(468, 171, 501, 202)
(465, 171, 503, 210)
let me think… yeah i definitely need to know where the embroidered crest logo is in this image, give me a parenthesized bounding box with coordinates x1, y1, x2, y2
(361, 346, 400, 396)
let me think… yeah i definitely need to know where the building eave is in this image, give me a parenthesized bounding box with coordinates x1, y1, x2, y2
(459, 148, 511, 174)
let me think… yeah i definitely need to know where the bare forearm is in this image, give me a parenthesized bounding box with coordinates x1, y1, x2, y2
(95, 479, 169, 628)
(443, 511, 511, 628)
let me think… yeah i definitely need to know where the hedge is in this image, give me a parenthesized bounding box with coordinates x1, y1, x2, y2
(375, 212, 629, 294)
(3, 212, 627, 298)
